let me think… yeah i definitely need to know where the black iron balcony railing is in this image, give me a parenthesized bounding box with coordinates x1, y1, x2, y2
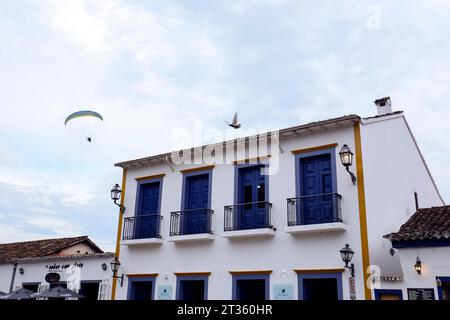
(287, 193, 342, 226)
(123, 214, 163, 240)
(224, 201, 273, 231)
(170, 208, 214, 236)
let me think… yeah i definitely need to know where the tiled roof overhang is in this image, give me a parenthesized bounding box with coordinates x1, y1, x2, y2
(384, 206, 450, 247)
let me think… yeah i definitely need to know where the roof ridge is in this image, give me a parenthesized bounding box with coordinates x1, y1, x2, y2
(0, 235, 88, 246)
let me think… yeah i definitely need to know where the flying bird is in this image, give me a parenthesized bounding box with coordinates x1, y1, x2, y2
(227, 112, 241, 129)
(86, 137, 92, 142)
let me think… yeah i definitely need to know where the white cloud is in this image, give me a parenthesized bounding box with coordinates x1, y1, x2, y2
(0, 224, 55, 244)
(24, 214, 82, 237)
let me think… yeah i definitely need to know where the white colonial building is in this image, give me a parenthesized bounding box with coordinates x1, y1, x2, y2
(111, 97, 444, 300)
(0, 236, 114, 300)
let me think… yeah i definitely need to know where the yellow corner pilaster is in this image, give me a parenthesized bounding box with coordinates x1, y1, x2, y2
(111, 168, 127, 300)
(353, 122, 372, 300)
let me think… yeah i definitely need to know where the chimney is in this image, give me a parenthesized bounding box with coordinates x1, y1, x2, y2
(374, 96, 392, 115)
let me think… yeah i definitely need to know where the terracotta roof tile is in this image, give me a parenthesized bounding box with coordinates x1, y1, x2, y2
(0, 236, 103, 262)
(384, 206, 450, 242)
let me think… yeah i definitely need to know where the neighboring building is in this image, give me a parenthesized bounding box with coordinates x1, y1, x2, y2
(112, 97, 444, 300)
(0, 236, 114, 300)
(380, 206, 450, 300)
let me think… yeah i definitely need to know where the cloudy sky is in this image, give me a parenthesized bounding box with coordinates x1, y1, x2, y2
(0, 0, 449, 250)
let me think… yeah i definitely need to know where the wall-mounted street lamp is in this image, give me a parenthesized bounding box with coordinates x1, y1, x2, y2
(340, 244, 355, 277)
(111, 184, 125, 213)
(110, 257, 124, 287)
(414, 257, 422, 275)
(18, 267, 24, 275)
(339, 144, 356, 185)
(101, 263, 107, 271)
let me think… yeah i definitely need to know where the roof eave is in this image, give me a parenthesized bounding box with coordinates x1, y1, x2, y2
(114, 114, 361, 169)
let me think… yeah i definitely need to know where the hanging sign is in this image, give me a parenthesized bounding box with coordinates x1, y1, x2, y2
(45, 272, 61, 284)
(349, 276, 356, 300)
(407, 288, 435, 300)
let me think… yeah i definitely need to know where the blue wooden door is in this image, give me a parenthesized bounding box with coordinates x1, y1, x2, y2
(136, 182, 160, 238)
(300, 154, 334, 224)
(239, 166, 266, 229)
(184, 174, 209, 234)
(129, 281, 153, 300)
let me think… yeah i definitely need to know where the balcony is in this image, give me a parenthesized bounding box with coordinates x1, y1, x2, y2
(169, 209, 214, 242)
(223, 201, 274, 238)
(122, 214, 163, 246)
(286, 193, 346, 234)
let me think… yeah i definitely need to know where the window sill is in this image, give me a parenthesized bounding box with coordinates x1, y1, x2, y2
(285, 222, 347, 234)
(223, 228, 275, 239)
(168, 233, 215, 243)
(122, 238, 164, 246)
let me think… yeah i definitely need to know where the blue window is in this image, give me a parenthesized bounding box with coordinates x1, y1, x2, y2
(294, 147, 340, 225)
(233, 164, 270, 230)
(176, 275, 209, 300)
(180, 169, 213, 235)
(297, 272, 343, 300)
(133, 177, 163, 239)
(232, 273, 270, 300)
(374, 289, 403, 300)
(127, 276, 156, 300)
(437, 277, 450, 300)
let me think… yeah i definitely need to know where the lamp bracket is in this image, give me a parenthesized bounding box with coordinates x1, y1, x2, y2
(114, 200, 126, 214)
(345, 263, 355, 277)
(346, 167, 356, 185)
(113, 273, 124, 287)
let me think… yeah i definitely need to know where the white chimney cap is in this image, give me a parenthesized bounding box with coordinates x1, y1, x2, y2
(374, 96, 392, 115)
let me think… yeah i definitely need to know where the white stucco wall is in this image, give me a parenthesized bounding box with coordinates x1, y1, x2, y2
(116, 123, 368, 300)
(0, 264, 13, 293)
(59, 243, 97, 256)
(361, 113, 444, 284)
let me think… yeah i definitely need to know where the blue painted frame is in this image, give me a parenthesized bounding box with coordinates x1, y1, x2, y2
(176, 275, 209, 300)
(297, 272, 343, 300)
(134, 176, 164, 216)
(232, 273, 270, 300)
(180, 169, 213, 211)
(374, 289, 403, 300)
(234, 163, 269, 205)
(127, 275, 156, 300)
(294, 147, 338, 198)
(437, 276, 450, 300)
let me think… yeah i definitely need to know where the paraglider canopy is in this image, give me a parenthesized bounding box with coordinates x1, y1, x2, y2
(64, 110, 103, 126)
(64, 110, 103, 143)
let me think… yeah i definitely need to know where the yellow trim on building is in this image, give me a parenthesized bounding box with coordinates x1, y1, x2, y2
(233, 155, 271, 165)
(294, 268, 345, 274)
(111, 168, 127, 300)
(354, 122, 372, 300)
(179, 165, 215, 174)
(228, 270, 272, 275)
(127, 273, 159, 278)
(135, 173, 165, 181)
(290, 143, 338, 155)
(174, 272, 211, 276)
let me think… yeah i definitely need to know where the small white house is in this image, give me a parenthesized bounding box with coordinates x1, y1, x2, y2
(379, 205, 450, 300)
(111, 97, 444, 300)
(0, 236, 114, 300)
